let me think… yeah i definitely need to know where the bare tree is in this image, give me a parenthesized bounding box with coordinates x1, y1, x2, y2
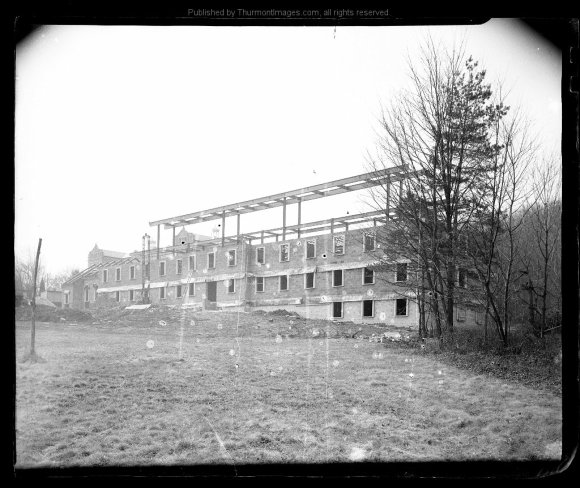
(15, 252, 45, 300)
(367, 39, 509, 347)
(46, 269, 78, 290)
(465, 106, 535, 346)
(517, 158, 561, 337)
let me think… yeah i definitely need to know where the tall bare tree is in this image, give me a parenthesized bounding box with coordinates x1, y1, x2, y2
(517, 158, 561, 337)
(464, 105, 535, 346)
(367, 40, 510, 346)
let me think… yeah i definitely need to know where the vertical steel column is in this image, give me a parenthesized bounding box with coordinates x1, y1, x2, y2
(297, 198, 302, 239)
(237, 212, 241, 243)
(330, 218, 334, 238)
(221, 211, 226, 247)
(282, 197, 287, 241)
(157, 224, 160, 260)
(172, 226, 176, 255)
(399, 178, 403, 201)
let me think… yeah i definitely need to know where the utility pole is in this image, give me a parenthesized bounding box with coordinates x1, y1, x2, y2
(29, 238, 42, 358)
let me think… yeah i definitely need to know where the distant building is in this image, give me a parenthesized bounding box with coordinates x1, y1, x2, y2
(88, 244, 128, 267)
(41, 289, 63, 308)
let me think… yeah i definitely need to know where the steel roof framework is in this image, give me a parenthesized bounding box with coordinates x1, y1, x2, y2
(149, 166, 408, 254)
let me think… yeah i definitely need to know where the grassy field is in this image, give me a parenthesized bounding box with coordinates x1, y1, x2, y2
(15, 309, 562, 468)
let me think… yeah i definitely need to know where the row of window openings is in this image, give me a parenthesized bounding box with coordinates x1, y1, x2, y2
(256, 266, 382, 292)
(332, 298, 409, 319)
(101, 235, 379, 282)
(102, 262, 408, 289)
(107, 283, 197, 302)
(102, 285, 407, 319)
(102, 266, 137, 283)
(277, 234, 375, 263)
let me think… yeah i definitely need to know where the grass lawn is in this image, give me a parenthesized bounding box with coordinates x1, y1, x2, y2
(15, 310, 562, 468)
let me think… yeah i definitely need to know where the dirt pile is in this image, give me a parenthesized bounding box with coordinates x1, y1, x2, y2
(15, 304, 94, 323)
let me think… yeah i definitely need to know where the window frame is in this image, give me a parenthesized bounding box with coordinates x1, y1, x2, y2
(159, 261, 166, 277)
(256, 276, 265, 293)
(115, 267, 121, 282)
(227, 278, 236, 294)
(457, 307, 466, 321)
(332, 301, 343, 319)
(129, 289, 134, 302)
(279, 274, 289, 291)
(227, 249, 237, 267)
(256, 246, 265, 264)
(333, 235, 345, 255)
(304, 272, 315, 289)
(176, 259, 183, 275)
(362, 299, 374, 318)
(395, 298, 408, 317)
(159, 286, 166, 300)
(208, 252, 216, 269)
(189, 255, 197, 271)
(130, 265, 136, 280)
(115, 290, 120, 302)
(103, 269, 108, 283)
(176, 284, 182, 298)
(396, 262, 408, 283)
(363, 233, 376, 252)
(362, 267, 375, 285)
(188, 282, 195, 297)
(279, 243, 290, 262)
(332, 269, 344, 287)
(306, 239, 316, 259)
(457, 268, 467, 288)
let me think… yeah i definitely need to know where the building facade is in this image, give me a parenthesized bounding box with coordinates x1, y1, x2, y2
(63, 167, 476, 327)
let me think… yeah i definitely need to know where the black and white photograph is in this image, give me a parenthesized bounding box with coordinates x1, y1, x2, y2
(13, 12, 573, 477)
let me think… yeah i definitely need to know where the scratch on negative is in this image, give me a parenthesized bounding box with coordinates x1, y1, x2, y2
(204, 417, 237, 475)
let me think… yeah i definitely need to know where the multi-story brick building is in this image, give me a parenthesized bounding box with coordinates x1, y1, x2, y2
(63, 166, 470, 327)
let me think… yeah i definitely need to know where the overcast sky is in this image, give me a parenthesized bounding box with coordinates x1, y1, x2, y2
(15, 19, 561, 275)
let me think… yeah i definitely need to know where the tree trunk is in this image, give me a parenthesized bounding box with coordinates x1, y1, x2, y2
(484, 295, 490, 345)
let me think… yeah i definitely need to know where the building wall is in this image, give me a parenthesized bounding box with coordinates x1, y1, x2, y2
(67, 227, 474, 327)
(78, 228, 417, 324)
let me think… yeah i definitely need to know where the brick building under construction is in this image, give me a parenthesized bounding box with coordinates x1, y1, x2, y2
(63, 166, 430, 326)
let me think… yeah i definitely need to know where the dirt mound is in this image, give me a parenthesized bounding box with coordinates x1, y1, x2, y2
(251, 311, 403, 340)
(15, 304, 94, 323)
(90, 304, 194, 328)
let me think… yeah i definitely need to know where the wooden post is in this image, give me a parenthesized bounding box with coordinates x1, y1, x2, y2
(30, 238, 42, 357)
(221, 211, 226, 247)
(282, 197, 287, 241)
